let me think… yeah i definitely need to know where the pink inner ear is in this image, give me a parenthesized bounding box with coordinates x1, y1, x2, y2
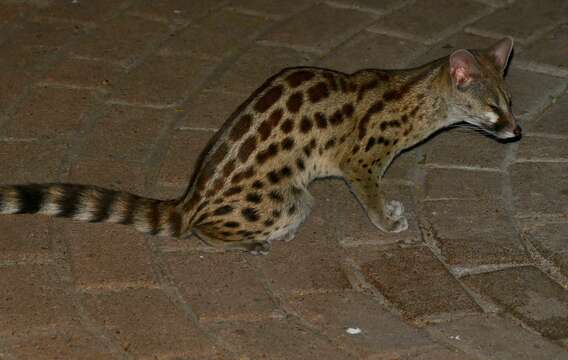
(450, 50, 479, 87)
(451, 66, 470, 86)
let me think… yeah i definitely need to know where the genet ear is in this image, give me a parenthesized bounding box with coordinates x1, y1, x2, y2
(449, 49, 480, 89)
(487, 37, 514, 75)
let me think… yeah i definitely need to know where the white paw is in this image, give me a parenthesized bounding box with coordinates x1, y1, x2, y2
(385, 200, 404, 220)
(390, 217, 408, 233)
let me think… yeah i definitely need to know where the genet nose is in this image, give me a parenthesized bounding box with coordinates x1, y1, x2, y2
(513, 125, 522, 137)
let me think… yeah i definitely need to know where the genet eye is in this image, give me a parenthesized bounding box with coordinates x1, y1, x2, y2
(489, 104, 500, 112)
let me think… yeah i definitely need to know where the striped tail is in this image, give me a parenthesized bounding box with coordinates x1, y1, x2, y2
(0, 184, 182, 237)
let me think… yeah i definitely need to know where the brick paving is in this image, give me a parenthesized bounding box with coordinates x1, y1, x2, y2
(0, 0, 567, 358)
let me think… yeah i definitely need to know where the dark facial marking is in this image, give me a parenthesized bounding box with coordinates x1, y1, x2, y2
(286, 92, 304, 113)
(300, 116, 313, 133)
(238, 135, 257, 162)
(286, 70, 315, 87)
(307, 82, 330, 103)
(254, 85, 283, 113)
(242, 207, 260, 222)
(229, 114, 253, 141)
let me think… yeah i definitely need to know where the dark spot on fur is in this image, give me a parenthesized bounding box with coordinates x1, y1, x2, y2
(242, 207, 260, 222)
(342, 103, 354, 117)
(272, 209, 281, 218)
(352, 145, 360, 154)
(401, 114, 408, 123)
(329, 110, 343, 126)
(365, 137, 376, 152)
(224, 186, 242, 196)
(281, 137, 294, 150)
(264, 219, 275, 226)
(308, 82, 329, 103)
(324, 137, 336, 149)
(357, 79, 379, 101)
(224, 221, 240, 228)
(286, 92, 303, 113)
(288, 205, 296, 215)
(280, 166, 292, 177)
(315, 112, 327, 128)
(300, 116, 313, 133)
(238, 135, 257, 162)
(246, 192, 262, 204)
(252, 180, 264, 189)
(256, 143, 279, 164)
(281, 118, 294, 133)
(296, 158, 305, 170)
(359, 101, 384, 139)
(269, 190, 284, 202)
(267, 171, 280, 183)
(323, 72, 338, 91)
(286, 70, 315, 87)
(254, 85, 283, 113)
(222, 159, 235, 177)
(229, 115, 253, 141)
(214, 205, 233, 215)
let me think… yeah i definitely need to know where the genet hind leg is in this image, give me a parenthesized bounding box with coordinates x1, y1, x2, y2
(267, 185, 313, 243)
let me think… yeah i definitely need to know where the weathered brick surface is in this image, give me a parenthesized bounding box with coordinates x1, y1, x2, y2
(0, 265, 79, 335)
(2, 0, 568, 358)
(369, 0, 488, 44)
(160, 9, 273, 60)
(463, 267, 568, 340)
(83, 288, 221, 358)
(354, 247, 482, 320)
(166, 252, 278, 321)
(427, 314, 568, 360)
(286, 291, 433, 356)
(260, 3, 376, 53)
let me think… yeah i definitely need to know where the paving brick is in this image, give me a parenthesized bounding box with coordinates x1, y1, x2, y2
(178, 90, 247, 130)
(228, 0, 315, 18)
(423, 168, 504, 201)
(331, 180, 421, 247)
(521, 222, 568, 278)
(0, 264, 79, 335)
(82, 105, 172, 163)
(249, 182, 351, 295)
(355, 246, 481, 320)
(54, 221, 157, 289)
(0, 3, 38, 26)
(517, 136, 568, 161)
(287, 291, 432, 356)
(523, 93, 568, 136)
(510, 162, 568, 217)
(0, 142, 68, 183)
(260, 3, 375, 53)
(6, 326, 114, 359)
(70, 15, 171, 67)
(206, 44, 313, 95)
(166, 252, 277, 322)
(519, 23, 568, 71)
(463, 266, 568, 340)
(469, 0, 568, 42)
(427, 314, 568, 360)
(44, 56, 125, 90)
(67, 158, 148, 195)
(421, 128, 507, 169)
(128, 0, 229, 24)
(35, 0, 130, 24)
(109, 54, 215, 107)
(157, 129, 213, 189)
(160, 9, 273, 60)
(384, 148, 418, 183)
(84, 288, 220, 358)
(208, 318, 351, 359)
(319, 31, 426, 73)
(3, 85, 96, 140)
(421, 199, 528, 267)
(327, 0, 403, 14)
(0, 216, 52, 263)
(9, 20, 85, 49)
(505, 68, 566, 118)
(396, 346, 481, 360)
(369, 0, 487, 44)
